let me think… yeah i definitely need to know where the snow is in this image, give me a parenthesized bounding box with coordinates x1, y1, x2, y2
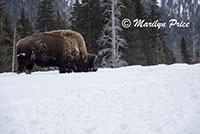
(0, 64, 200, 134)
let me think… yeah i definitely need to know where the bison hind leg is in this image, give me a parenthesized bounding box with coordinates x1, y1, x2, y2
(25, 63, 34, 74)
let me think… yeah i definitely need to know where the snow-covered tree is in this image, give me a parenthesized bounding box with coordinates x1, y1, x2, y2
(98, 0, 127, 68)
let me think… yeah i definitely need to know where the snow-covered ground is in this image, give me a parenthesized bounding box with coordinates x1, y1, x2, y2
(0, 64, 200, 134)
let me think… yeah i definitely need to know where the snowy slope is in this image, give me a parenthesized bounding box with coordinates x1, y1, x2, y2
(0, 64, 200, 134)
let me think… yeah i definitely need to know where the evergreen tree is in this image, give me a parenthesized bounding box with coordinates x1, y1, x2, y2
(17, 7, 33, 38)
(135, 0, 155, 65)
(135, 0, 147, 19)
(147, 0, 161, 65)
(0, 1, 13, 45)
(180, 37, 191, 63)
(146, 0, 173, 65)
(0, 45, 12, 72)
(1, 12, 13, 45)
(121, 0, 174, 65)
(55, 10, 68, 30)
(0, 2, 5, 33)
(69, 0, 82, 32)
(191, 22, 198, 63)
(36, 0, 56, 32)
(155, 37, 166, 63)
(0, 1, 13, 72)
(69, 0, 104, 54)
(164, 44, 176, 64)
(121, 0, 147, 65)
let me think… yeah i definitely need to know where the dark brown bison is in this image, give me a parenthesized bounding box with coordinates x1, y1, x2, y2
(16, 30, 98, 74)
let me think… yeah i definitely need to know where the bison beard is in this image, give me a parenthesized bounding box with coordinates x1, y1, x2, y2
(16, 30, 98, 74)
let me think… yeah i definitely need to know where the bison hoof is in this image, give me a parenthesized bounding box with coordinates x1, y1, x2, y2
(17, 71, 22, 74)
(66, 69, 72, 73)
(25, 70, 32, 74)
(59, 69, 66, 73)
(89, 67, 98, 72)
(59, 71, 66, 74)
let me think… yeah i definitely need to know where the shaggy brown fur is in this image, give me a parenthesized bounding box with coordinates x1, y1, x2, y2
(47, 30, 88, 56)
(16, 30, 98, 74)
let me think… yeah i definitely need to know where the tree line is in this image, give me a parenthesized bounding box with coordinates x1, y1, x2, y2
(0, 0, 193, 73)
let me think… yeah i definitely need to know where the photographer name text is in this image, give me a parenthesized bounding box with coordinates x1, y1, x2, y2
(122, 18, 190, 29)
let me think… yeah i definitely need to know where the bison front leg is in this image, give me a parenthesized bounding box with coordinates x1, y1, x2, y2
(25, 63, 34, 74)
(17, 63, 25, 74)
(58, 65, 67, 73)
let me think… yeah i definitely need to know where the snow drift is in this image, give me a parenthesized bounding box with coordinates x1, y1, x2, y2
(0, 64, 200, 134)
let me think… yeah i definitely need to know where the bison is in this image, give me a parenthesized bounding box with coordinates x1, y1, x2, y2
(16, 30, 98, 74)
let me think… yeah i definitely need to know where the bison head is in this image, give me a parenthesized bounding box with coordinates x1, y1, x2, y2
(87, 54, 98, 72)
(74, 54, 98, 72)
